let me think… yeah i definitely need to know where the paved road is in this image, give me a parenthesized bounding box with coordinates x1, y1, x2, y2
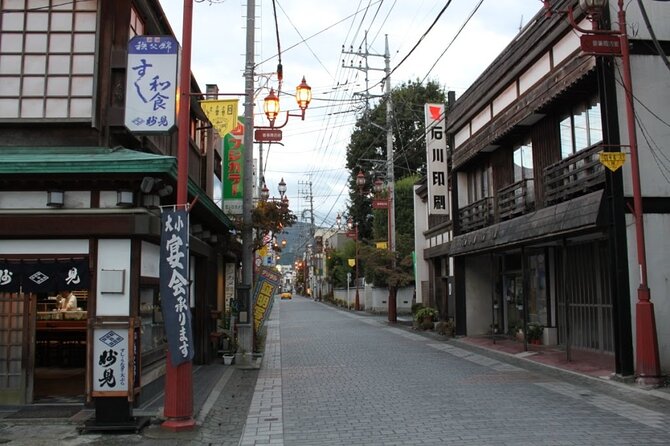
(241, 295, 670, 446)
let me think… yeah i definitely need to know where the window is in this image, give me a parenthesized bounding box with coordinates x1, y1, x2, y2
(513, 140, 533, 182)
(130, 5, 145, 38)
(467, 164, 491, 204)
(559, 96, 602, 158)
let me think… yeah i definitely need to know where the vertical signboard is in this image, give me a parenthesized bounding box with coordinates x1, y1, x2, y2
(124, 36, 179, 133)
(160, 208, 195, 366)
(424, 103, 449, 215)
(222, 118, 244, 215)
(92, 326, 129, 394)
(252, 266, 281, 332)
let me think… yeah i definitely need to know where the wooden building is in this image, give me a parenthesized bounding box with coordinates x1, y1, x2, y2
(0, 0, 236, 405)
(415, 0, 670, 378)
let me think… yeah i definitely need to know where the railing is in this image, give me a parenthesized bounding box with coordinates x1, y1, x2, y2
(459, 197, 494, 233)
(497, 179, 534, 221)
(544, 144, 605, 206)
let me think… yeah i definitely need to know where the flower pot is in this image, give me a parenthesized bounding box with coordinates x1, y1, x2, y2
(222, 354, 235, 365)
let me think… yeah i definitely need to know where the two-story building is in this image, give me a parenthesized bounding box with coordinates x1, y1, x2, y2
(0, 0, 237, 406)
(416, 0, 670, 379)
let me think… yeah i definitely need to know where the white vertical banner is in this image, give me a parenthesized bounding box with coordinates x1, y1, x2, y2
(124, 36, 179, 133)
(424, 103, 449, 215)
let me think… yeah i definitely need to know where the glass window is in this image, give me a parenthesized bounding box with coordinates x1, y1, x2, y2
(467, 165, 491, 204)
(513, 141, 533, 182)
(559, 97, 603, 159)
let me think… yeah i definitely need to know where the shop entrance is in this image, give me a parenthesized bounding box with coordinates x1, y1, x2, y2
(33, 291, 87, 403)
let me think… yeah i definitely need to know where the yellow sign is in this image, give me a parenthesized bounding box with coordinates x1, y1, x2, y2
(200, 99, 239, 136)
(348, 258, 356, 267)
(599, 151, 626, 172)
(376, 241, 388, 250)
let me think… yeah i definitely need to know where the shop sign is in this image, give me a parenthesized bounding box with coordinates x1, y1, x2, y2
(0, 258, 89, 293)
(599, 151, 626, 172)
(252, 266, 281, 332)
(201, 99, 239, 136)
(160, 208, 195, 367)
(223, 118, 245, 215)
(92, 326, 129, 394)
(424, 103, 449, 215)
(124, 36, 179, 133)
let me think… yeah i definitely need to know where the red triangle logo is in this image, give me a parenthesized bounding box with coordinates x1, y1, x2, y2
(429, 105, 442, 121)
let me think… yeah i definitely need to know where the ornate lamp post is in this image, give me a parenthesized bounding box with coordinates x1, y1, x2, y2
(261, 78, 312, 128)
(544, 0, 661, 385)
(346, 216, 360, 311)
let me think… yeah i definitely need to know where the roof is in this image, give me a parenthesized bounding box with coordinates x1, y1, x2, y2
(0, 146, 177, 175)
(0, 146, 234, 230)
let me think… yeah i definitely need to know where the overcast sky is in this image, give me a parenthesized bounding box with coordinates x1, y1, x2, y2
(160, 0, 544, 229)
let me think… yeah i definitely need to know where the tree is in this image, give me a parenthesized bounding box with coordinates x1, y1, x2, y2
(250, 199, 297, 252)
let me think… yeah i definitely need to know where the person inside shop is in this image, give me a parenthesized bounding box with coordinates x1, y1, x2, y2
(58, 290, 78, 311)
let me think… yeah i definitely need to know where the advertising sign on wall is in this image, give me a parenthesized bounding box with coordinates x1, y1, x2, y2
(222, 118, 245, 215)
(424, 103, 449, 215)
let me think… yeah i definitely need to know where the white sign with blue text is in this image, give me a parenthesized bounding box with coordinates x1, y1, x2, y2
(125, 36, 179, 133)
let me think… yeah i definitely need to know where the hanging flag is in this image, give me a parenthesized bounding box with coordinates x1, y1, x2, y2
(201, 99, 239, 136)
(223, 117, 244, 215)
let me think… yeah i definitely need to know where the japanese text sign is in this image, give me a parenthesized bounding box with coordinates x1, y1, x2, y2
(125, 36, 178, 133)
(0, 259, 89, 293)
(252, 266, 281, 332)
(223, 117, 245, 215)
(599, 151, 626, 172)
(160, 208, 195, 367)
(93, 327, 129, 394)
(201, 99, 239, 136)
(425, 103, 449, 215)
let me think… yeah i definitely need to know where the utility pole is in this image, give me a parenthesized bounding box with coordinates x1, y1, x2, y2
(239, 0, 255, 357)
(343, 34, 396, 320)
(299, 178, 315, 297)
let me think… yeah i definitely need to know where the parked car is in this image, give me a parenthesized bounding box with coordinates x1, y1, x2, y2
(280, 291, 292, 300)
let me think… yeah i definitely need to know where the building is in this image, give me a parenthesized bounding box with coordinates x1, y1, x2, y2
(0, 0, 237, 405)
(415, 0, 670, 378)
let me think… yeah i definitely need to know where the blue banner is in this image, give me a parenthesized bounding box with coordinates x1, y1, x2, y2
(0, 258, 89, 293)
(160, 208, 194, 367)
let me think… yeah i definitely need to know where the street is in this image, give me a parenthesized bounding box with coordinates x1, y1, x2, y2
(240, 295, 670, 446)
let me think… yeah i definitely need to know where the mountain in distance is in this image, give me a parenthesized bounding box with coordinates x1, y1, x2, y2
(275, 221, 315, 266)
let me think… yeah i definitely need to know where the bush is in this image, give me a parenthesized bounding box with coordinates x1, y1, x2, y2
(411, 302, 425, 316)
(435, 320, 455, 337)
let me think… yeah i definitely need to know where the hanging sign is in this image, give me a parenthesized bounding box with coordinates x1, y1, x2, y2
(201, 99, 239, 136)
(223, 118, 244, 215)
(124, 36, 179, 133)
(0, 259, 89, 293)
(580, 34, 621, 56)
(599, 151, 626, 172)
(160, 208, 195, 367)
(425, 103, 449, 215)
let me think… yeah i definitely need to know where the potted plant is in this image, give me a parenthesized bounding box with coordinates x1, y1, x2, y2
(526, 323, 544, 345)
(435, 319, 455, 337)
(221, 333, 237, 365)
(415, 307, 438, 330)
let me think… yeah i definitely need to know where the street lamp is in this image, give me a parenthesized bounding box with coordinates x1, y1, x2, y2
(260, 182, 270, 202)
(278, 177, 287, 199)
(544, 0, 661, 385)
(261, 77, 312, 128)
(346, 216, 360, 311)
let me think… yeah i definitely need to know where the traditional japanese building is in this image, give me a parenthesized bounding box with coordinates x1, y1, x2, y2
(415, 0, 670, 379)
(0, 0, 236, 405)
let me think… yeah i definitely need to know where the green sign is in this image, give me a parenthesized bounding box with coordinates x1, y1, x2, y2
(222, 116, 244, 215)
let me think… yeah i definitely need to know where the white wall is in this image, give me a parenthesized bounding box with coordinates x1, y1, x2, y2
(464, 254, 494, 336)
(627, 214, 670, 373)
(96, 239, 131, 316)
(141, 241, 160, 278)
(0, 239, 89, 254)
(413, 185, 430, 305)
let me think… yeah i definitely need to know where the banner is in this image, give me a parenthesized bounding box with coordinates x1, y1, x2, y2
(0, 258, 89, 293)
(424, 103, 449, 215)
(222, 117, 245, 215)
(252, 266, 281, 332)
(124, 36, 178, 133)
(200, 99, 239, 136)
(160, 208, 195, 367)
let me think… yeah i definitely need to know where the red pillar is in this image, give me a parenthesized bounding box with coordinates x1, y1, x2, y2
(163, 0, 195, 430)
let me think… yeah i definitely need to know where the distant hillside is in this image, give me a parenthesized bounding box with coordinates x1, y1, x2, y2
(275, 221, 316, 266)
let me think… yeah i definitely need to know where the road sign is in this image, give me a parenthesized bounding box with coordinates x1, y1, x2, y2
(599, 151, 626, 172)
(254, 128, 283, 142)
(372, 198, 389, 209)
(580, 35, 621, 56)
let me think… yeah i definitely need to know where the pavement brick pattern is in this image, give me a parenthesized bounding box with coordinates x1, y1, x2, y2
(257, 297, 670, 446)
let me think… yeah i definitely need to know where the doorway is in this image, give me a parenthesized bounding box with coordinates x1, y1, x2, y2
(33, 291, 87, 403)
(502, 273, 523, 336)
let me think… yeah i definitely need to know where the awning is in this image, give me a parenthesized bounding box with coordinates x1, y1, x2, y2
(441, 190, 605, 257)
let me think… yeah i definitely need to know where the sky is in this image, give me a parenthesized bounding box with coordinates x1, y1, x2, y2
(160, 0, 545, 230)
